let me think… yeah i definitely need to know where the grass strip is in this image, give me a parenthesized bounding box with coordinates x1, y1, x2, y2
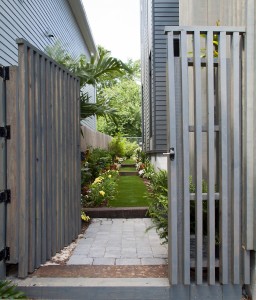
(122, 158, 136, 164)
(109, 175, 149, 207)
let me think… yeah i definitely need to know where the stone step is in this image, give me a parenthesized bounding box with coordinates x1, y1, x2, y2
(13, 277, 171, 300)
(12, 277, 241, 300)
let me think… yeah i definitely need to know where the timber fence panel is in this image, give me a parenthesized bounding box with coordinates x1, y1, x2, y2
(6, 39, 80, 278)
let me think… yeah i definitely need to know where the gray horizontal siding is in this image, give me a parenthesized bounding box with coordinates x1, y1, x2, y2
(153, 0, 179, 150)
(0, 0, 90, 66)
(0, 0, 97, 130)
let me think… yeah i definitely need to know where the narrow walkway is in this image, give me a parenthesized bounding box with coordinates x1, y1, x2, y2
(67, 218, 168, 266)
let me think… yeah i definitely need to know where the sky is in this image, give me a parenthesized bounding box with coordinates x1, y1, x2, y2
(82, 0, 141, 62)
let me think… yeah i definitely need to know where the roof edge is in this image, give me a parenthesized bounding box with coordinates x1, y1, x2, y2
(68, 0, 98, 57)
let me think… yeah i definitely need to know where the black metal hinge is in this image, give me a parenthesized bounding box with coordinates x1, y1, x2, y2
(0, 66, 9, 80)
(0, 247, 10, 262)
(0, 190, 11, 204)
(0, 126, 11, 139)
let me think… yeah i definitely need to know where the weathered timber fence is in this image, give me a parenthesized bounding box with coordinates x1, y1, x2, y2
(166, 26, 250, 292)
(80, 124, 112, 151)
(6, 39, 81, 278)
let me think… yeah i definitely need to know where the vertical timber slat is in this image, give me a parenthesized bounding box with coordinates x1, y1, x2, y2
(51, 64, 57, 256)
(193, 30, 203, 284)
(35, 52, 42, 268)
(6, 67, 19, 264)
(76, 79, 81, 236)
(17, 43, 29, 278)
(231, 32, 241, 284)
(41, 56, 47, 264)
(219, 31, 229, 284)
(180, 30, 190, 284)
(167, 31, 178, 284)
(28, 49, 36, 273)
(206, 30, 216, 285)
(45, 59, 52, 260)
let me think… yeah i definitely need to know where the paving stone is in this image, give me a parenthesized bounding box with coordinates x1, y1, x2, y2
(72, 245, 91, 255)
(141, 258, 167, 265)
(93, 258, 115, 265)
(116, 258, 141, 265)
(88, 247, 105, 258)
(67, 256, 93, 265)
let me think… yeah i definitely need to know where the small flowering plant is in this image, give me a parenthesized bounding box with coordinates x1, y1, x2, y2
(81, 170, 119, 207)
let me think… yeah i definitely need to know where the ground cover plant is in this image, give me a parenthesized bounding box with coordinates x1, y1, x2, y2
(0, 280, 27, 299)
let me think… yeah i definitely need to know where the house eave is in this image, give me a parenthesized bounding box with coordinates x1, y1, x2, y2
(68, 0, 98, 57)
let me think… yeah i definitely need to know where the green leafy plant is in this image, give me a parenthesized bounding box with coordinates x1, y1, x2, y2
(147, 193, 168, 244)
(108, 135, 126, 158)
(46, 43, 131, 122)
(82, 170, 119, 207)
(0, 280, 27, 299)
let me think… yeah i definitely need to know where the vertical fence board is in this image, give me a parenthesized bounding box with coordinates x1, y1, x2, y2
(219, 31, 229, 284)
(0, 76, 6, 279)
(17, 43, 29, 278)
(231, 32, 241, 284)
(180, 30, 190, 284)
(35, 52, 42, 268)
(56, 67, 61, 253)
(69, 78, 77, 239)
(51, 64, 57, 256)
(63, 73, 68, 245)
(167, 31, 178, 284)
(76, 80, 81, 236)
(193, 30, 203, 284)
(69, 76, 73, 240)
(41, 56, 47, 264)
(206, 30, 216, 285)
(45, 61, 53, 259)
(27, 49, 36, 273)
(6, 67, 19, 264)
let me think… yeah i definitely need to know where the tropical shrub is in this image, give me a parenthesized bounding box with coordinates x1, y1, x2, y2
(123, 140, 138, 158)
(0, 280, 27, 299)
(108, 135, 126, 158)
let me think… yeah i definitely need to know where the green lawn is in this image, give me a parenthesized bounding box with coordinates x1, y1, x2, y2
(109, 176, 149, 207)
(122, 158, 136, 164)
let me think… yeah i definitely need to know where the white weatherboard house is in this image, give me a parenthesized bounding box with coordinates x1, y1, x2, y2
(0, 0, 97, 130)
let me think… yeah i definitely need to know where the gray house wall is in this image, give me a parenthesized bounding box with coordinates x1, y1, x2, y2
(141, 0, 179, 169)
(0, 0, 97, 130)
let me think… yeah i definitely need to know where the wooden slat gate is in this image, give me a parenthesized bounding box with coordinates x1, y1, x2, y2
(165, 26, 250, 299)
(5, 39, 81, 278)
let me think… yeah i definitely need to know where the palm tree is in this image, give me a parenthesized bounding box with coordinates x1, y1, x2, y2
(46, 43, 131, 122)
